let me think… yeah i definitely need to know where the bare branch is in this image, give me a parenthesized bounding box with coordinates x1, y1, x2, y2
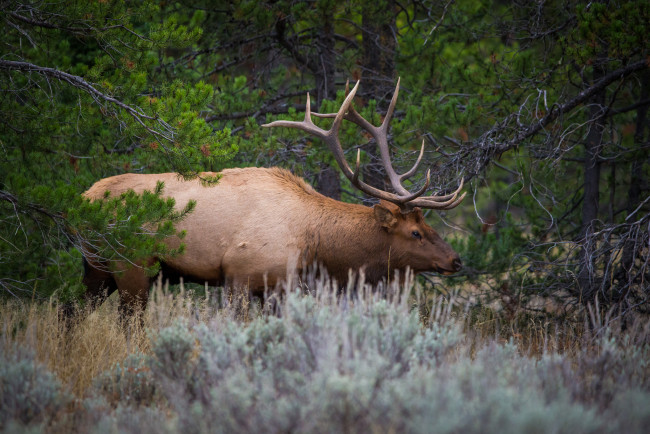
(423, 0, 454, 46)
(466, 59, 649, 178)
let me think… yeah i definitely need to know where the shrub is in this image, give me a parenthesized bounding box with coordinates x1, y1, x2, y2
(605, 389, 650, 433)
(0, 347, 72, 430)
(93, 353, 157, 408)
(142, 288, 650, 433)
(2, 280, 650, 433)
(143, 290, 479, 433)
(90, 404, 176, 434)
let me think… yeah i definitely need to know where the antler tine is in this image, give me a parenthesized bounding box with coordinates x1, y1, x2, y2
(262, 81, 359, 137)
(332, 80, 360, 132)
(262, 92, 324, 136)
(411, 191, 467, 210)
(368, 78, 465, 211)
(379, 76, 400, 133)
(304, 92, 312, 123)
(352, 149, 362, 184)
(426, 177, 465, 202)
(264, 79, 466, 211)
(408, 179, 466, 210)
(311, 78, 419, 196)
(369, 77, 416, 197)
(263, 82, 362, 183)
(311, 79, 375, 132)
(393, 168, 431, 203)
(399, 139, 425, 180)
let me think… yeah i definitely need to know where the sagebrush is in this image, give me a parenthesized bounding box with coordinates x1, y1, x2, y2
(1, 277, 649, 433)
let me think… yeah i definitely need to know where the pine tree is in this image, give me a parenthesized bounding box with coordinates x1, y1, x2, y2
(0, 1, 236, 299)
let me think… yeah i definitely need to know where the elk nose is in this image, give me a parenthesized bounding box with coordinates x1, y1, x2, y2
(452, 257, 462, 272)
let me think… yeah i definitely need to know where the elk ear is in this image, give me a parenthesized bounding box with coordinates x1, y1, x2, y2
(410, 207, 423, 223)
(373, 203, 398, 230)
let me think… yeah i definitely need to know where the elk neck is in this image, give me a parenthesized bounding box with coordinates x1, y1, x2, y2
(304, 195, 399, 284)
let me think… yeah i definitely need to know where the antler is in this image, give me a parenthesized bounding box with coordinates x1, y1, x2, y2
(262, 79, 465, 210)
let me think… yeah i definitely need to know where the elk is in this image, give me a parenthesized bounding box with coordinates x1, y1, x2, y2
(82, 79, 465, 313)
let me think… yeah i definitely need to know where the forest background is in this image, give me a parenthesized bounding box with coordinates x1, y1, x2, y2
(0, 0, 648, 317)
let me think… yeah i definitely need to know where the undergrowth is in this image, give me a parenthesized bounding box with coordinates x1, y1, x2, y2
(1, 276, 649, 433)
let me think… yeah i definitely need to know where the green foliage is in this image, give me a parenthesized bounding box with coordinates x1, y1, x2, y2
(1, 0, 648, 313)
(568, 1, 650, 61)
(0, 1, 236, 299)
(73, 185, 196, 277)
(453, 213, 528, 279)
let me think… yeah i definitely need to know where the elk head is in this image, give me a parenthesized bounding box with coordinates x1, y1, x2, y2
(263, 79, 466, 275)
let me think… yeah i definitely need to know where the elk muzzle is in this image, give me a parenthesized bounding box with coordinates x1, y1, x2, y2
(451, 255, 462, 272)
(436, 253, 462, 275)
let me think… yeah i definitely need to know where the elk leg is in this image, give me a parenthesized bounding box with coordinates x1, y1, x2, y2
(82, 258, 118, 311)
(113, 264, 153, 318)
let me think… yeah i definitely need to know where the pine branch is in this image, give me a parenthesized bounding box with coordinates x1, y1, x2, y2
(0, 190, 65, 224)
(7, 11, 149, 40)
(205, 89, 312, 122)
(0, 59, 173, 141)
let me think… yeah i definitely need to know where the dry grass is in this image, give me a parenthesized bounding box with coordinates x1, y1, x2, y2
(2, 295, 144, 397)
(0, 277, 261, 397)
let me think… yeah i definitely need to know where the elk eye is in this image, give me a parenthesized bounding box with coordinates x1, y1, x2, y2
(411, 230, 422, 240)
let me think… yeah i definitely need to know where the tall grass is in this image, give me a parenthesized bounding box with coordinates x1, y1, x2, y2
(1, 275, 649, 433)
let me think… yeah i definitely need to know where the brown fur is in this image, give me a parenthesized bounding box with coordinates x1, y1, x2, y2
(82, 167, 461, 311)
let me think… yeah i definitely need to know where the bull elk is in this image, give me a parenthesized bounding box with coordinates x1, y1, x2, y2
(82, 79, 465, 313)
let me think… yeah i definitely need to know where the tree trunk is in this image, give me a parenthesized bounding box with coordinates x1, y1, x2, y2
(314, 11, 336, 109)
(617, 71, 650, 294)
(274, 9, 339, 198)
(361, 0, 397, 192)
(316, 164, 341, 200)
(313, 11, 340, 199)
(361, 0, 397, 103)
(577, 64, 606, 301)
(273, 9, 336, 109)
